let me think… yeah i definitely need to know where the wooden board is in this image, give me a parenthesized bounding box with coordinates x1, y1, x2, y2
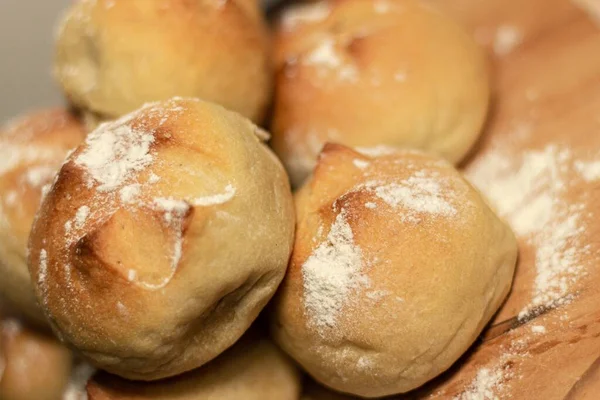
(404, 0, 600, 398)
(302, 1, 600, 399)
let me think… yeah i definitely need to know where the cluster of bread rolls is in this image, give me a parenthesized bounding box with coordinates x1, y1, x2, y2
(0, 0, 536, 399)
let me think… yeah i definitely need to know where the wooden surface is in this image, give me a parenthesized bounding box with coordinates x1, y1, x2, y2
(301, 1, 600, 399)
(409, 0, 600, 398)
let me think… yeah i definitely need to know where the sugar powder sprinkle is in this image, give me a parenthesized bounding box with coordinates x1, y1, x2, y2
(366, 172, 456, 217)
(302, 209, 369, 332)
(467, 144, 596, 320)
(430, 138, 600, 399)
(493, 25, 523, 56)
(281, 2, 331, 30)
(303, 37, 358, 82)
(361, 169, 458, 223)
(62, 363, 96, 400)
(454, 367, 505, 400)
(76, 125, 155, 192)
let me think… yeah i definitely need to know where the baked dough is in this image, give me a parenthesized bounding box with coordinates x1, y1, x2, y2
(55, 0, 272, 123)
(0, 319, 73, 400)
(86, 336, 301, 400)
(0, 109, 86, 326)
(28, 98, 295, 380)
(271, 0, 490, 186)
(271, 144, 517, 397)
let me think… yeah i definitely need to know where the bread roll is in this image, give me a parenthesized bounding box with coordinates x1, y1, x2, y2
(55, 0, 272, 123)
(0, 319, 73, 400)
(86, 336, 301, 400)
(0, 109, 86, 326)
(271, 143, 517, 397)
(63, 362, 97, 400)
(28, 98, 295, 380)
(302, 380, 356, 400)
(271, 0, 490, 186)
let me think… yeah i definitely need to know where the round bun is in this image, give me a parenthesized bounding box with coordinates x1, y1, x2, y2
(0, 319, 73, 400)
(302, 380, 355, 400)
(55, 0, 272, 123)
(87, 335, 301, 400)
(0, 109, 86, 326)
(271, 143, 517, 397)
(271, 0, 490, 186)
(28, 98, 295, 380)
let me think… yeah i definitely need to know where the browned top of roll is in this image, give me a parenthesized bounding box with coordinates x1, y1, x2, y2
(0, 108, 85, 325)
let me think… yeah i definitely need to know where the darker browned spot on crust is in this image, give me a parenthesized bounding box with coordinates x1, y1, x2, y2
(346, 35, 368, 59)
(75, 203, 195, 287)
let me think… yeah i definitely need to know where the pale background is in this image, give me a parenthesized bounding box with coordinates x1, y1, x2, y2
(0, 0, 72, 121)
(0, 0, 282, 122)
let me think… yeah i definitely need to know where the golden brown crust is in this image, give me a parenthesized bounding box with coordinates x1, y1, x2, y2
(0, 109, 86, 326)
(28, 98, 295, 380)
(55, 0, 272, 123)
(271, 143, 517, 397)
(86, 336, 301, 400)
(271, 0, 490, 187)
(0, 319, 73, 400)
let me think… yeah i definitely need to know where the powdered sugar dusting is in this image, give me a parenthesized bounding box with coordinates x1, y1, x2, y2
(152, 198, 189, 277)
(356, 145, 399, 157)
(365, 289, 391, 301)
(154, 198, 188, 222)
(41, 184, 52, 201)
(24, 165, 57, 188)
(353, 159, 370, 169)
(0, 145, 62, 176)
(467, 144, 594, 320)
(38, 249, 48, 301)
(192, 184, 236, 207)
(126, 270, 136, 282)
(574, 159, 600, 181)
(448, 331, 535, 400)
(281, 2, 331, 30)
(76, 125, 155, 192)
(357, 356, 374, 370)
(531, 325, 546, 334)
(119, 184, 141, 204)
(302, 209, 369, 332)
(75, 206, 90, 229)
(62, 362, 96, 400)
(455, 367, 505, 400)
(148, 172, 160, 184)
(493, 25, 523, 56)
(305, 38, 341, 68)
(303, 37, 358, 82)
(4, 191, 17, 206)
(364, 170, 457, 222)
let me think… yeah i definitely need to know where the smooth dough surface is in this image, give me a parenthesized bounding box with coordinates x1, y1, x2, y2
(86, 335, 301, 400)
(272, 143, 517, 397)
(0, 109, 86, 326)
(0, 319, 73, 400)
(28, 98, 295, 380)
(271, 0, 490, 186)
(55, 0, 272, 123)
